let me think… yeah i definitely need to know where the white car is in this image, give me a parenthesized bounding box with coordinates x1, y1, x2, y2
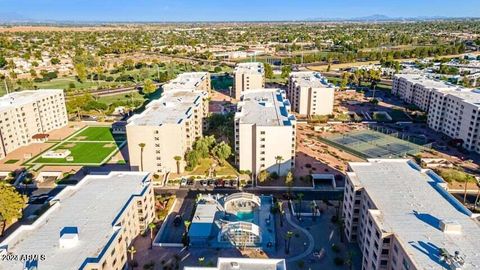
(180, 178, 187, 187)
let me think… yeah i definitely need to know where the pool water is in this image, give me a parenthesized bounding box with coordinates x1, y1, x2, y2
(236, 211, 254, 221)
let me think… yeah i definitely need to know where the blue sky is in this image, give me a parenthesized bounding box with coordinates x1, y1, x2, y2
(0, 0, 478, 22)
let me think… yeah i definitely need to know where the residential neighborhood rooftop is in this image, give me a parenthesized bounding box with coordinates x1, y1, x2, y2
(0, 171, 150, 270)
(127, 89, 206, 126)
(235, 88, 295, 126)
(347, 159, 480, 270)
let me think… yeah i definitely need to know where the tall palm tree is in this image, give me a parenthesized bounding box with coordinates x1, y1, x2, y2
(174, 156, 182, 174)
(148, 222, 156, 249)
(310, 201, 317, 221)
(285, 231, 294, 254)
(275, 156, 284, 176)
(184, 220, 191, 233)
(127, 246, 137, 269)
(138, 143, 146, 171)
(297, 193, 304, 219)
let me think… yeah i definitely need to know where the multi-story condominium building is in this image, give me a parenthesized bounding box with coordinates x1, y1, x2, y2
(392, 74, 459, 111)
(288, 71, 335, 116)
(185, 257, 286, 270)
(126, 89, 208, 173)
(0, 89, 68, 159)
(234, 89, 296, 177)
(343, 159, 480, 270)
(428, 90, 480, 152)
(162, 72, 211, 92)
(234, 62, 265, 99)
(392, 74, 480, 153)
(0, 171, 155, 270)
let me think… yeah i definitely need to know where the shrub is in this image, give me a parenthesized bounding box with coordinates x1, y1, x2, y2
(269, 172, 279, 180)
(334, 257, 344, 266)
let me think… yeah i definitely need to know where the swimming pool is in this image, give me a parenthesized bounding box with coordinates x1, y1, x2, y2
(236, 211, 254, 221)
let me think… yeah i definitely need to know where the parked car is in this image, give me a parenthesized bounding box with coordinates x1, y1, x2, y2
(230, 179, 238, 187)
(201, 180, 208, 187)
(173, 215, 182, 227)
(207, 179, 215, 186)
(187, 179, 194, 186)
(180, 178, 187, 187)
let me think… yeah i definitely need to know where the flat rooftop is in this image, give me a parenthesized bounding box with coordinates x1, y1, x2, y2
(127, 90, 205, 126)
(290, 71, 334, 88)
(163, 72, 209, 91)
(348, 159, 480, 270)
(184, 258, 286, 270)
(235, 89, 295, 126)
(0, 171, 150, 270)
(235, 62, 264, 75)
(189, 203, 220, 238)
(0, 89, 63, 112)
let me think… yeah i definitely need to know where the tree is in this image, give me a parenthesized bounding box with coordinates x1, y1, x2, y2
(143, 79, 156, 95)
(186, 150, 200, 170)
(285, 171, 293, 186)
(275, 156, 284, 176)
(281, 65, 292, 79)
(74, 63, 87, 83)
(258, 170, 268, 183)
(174, 156, 182, 174)
(138, 143, 146, 171)
(0, 55, 6, 69)
(285, 231, 294, 254)
(297, 193, 304, 219)
(148, 222, 156, 249)
(51, 57, 61, 65)
(212, 142, 231, 165)
(264, 63, 274, 79)
(184, 220, 191, 233)
(127, 246, 137, 269)
(0, 183, 27, 236)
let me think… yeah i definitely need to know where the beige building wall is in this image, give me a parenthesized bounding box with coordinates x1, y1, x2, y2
(0, 89, 68, 159)
(84, 183, 155, 270)
(127, 88, 208, 174)
(289, 72, 335, 116)
(234, 62, 265, 99)
(234, 89, 296, 176)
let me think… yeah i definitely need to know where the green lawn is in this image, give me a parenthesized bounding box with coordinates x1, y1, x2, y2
(188, 158, 238, 177)
(4, 159, 19, 164)
(70, 126, 123, 141)
(27, 126, 126, 166)
(97, 91, 146, 105)
(33, 142, 119, 164)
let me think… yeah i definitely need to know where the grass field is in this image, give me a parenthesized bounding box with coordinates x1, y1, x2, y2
(188, 158, 238, 176)
(319, 129, 425, 159)
(27, 126, 126, 166)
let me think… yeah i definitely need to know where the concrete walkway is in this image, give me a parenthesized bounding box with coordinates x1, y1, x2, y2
(284, 202, 315, 262)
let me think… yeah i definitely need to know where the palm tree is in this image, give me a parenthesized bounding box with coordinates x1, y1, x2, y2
(174, 156, 182, 174)
(138, 143, 146, 171)
(285, 231, 294, 254)
(184, 220, 191, 233)
(127, 246, 137, 269)
(148, 222, 156, 249)
(275, 156, 284, 176)
(310, 201, 317, 221)
(297, 193, 304, 220)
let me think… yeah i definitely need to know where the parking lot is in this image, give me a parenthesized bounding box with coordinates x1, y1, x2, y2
(176, 177, 242, 189)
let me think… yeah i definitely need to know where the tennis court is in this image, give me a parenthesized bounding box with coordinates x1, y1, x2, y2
(318, 129, 426, 159)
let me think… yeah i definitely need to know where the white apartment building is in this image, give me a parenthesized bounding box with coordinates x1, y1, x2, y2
(126, 89, 208, 174)
(392, 74, 480, 153)
(234, 89, 296, 176)
(185, 257, 286, 270)
(0, 89, 68, 159)
(288, 71, 335, 116)
(234, 62, 265, 99)
(0, 171, 155, 270)
(343, 159, 480, 270)
(162, 72, 211, 92)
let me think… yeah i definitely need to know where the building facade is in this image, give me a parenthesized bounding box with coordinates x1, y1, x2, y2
(392, 74, 480, 153)
(0, 172, 155, 270)
(0, 89, 68, 160)
(162, 72, 211, 92)
(126, 89, 208, 174)
(343, 159, 480, 270)
(234, 89, 296, 176)
(234, 62, 265, 99)
(288, 71, 335, 116)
